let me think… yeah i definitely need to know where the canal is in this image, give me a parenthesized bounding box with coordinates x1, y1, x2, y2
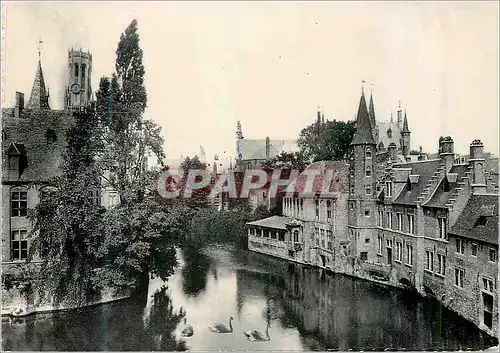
(2, 244, 497, 351)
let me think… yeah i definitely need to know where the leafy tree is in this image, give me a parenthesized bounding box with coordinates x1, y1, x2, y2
(252, 204, 271, 221)
(297, 119, 356, 162)
(262, 151, 307, 171)
(29, 106, 104, 306)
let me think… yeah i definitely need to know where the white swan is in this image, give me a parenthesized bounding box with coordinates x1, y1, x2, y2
(208, 316, 234, 333)
(243, 322, 270, 341)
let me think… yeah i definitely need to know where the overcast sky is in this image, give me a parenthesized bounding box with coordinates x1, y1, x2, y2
(2, 1, 498, 161)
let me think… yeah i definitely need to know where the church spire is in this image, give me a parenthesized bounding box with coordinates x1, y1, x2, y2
(402, 108, 410, 133)
(26, 59, 51, 110)
(351, 86, 375, 146)
(368, 87, 376, 130)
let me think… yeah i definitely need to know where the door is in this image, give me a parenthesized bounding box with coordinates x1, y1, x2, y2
(387, 247, 393, 264)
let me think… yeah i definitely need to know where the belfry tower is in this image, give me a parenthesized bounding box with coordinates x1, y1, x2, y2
(65, 48, 92, 111)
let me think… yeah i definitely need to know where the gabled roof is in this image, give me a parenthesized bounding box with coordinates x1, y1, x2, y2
(448, 194, 498, 245)
(2, 110, 73, 183)
(351, 90, 376, 146)
(236, 139, 299, 161)
(423, 164, 468, 208)
(26, 61, 51, 110)
(392, 159, 442, 206)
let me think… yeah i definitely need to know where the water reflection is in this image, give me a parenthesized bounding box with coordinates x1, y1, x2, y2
(2, 244, 497, 351)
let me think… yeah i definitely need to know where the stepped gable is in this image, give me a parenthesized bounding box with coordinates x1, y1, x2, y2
(392, 159, 442, 206)
(423, 164, 469, 209)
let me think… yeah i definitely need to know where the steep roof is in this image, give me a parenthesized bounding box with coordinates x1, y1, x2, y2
(448, 194, 498, 245)
(368, 93, 376, 131)
(236, 139, 299, 161)
(423, 164, 469, 208)
(351, 90, 376, 146)
(26, 61, 51, 110)
(2, 110, 73, 183)
(402, 110, 410, 133)
(391, 159, 442, 206)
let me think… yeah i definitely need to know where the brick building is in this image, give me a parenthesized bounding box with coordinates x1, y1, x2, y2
(1, 48, 121, 314)
(247, 87, 499, 337)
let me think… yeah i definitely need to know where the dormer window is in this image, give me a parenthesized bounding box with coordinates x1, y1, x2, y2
(46, 129, 57, 144)
(365, 147, 372, 159)
(475, 216, 490, 227)
(6, 143, 27, 180)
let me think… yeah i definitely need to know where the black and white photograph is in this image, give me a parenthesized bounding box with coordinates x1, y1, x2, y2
(1, 1, 498, 351)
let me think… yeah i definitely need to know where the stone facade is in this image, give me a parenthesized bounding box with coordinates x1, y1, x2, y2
(246, 88, 499, 338)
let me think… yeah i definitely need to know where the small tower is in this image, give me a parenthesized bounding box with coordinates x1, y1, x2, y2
(401, 108, 411, 159)
(368, 90, 379, 145)
(26, 40, 50, 110)
(65, 48, 93, 111)
(236, 121, 244, 139)
(348, 86, 378, 257)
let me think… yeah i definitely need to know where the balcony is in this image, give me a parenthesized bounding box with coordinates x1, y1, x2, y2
(287, 241, 303, 252)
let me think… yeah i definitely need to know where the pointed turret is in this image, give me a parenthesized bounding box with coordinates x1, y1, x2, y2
(368, 93, 376, 130)
(402, 109, 410, 133)
(351, 88, 376, 146)
(26, 61, 51, 110)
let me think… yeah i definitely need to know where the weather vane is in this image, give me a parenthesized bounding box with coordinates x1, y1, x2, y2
(37, 37, 44, 61)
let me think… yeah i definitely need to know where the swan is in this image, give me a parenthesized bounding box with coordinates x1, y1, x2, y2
(180, 318, 194, 337)
(243, 322, 270, 341)
(208, 316, 234, 333)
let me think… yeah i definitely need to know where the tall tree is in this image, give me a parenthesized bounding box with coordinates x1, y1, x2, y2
(297, 119, 356, 162)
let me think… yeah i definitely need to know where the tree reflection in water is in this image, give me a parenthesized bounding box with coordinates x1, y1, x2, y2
(180, 245, 211, 297)
(145, 286, 188, 351)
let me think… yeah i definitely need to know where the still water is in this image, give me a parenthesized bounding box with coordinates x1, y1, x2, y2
(2, 244, 497, 351)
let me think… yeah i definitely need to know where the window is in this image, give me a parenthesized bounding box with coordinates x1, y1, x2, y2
(365, 184, 372, 195)
(271, 231, 277, 240)
(11, 230, 28, 261)
(349, 202, 354, 210)
(397, 213, 403, 231)
(386, 239, 393, 248)
(327, 230, 332, 250)
(438, 218, 447, 239)
(364, 209, 370, 217)
(475, 216, 489, 227)
(396, 242, 402, 261)
(377, 236, 383, 255)
(300, 199, 304, 213)
(437, 254, 446, 276)
(456, 238, 465, 254)
(471, 243, 478, 256)
(406, 244, 413, 266)
(387, 212, 393, 229)
(315, 199, 319, 218)
(81, 64, 86, 88)
(483, 278, 494, 293)
(483, 293, 494, 329)
(455, 268, 464, 288)
(46, 129, 57, 144)
(365, 166, 372, 177)
(385, 181, 393, 197)
(360, 252, 368, 261)
(408, 214, 415, 234)
(378, 211, 383, 226)
(315, 228, 320, 247)
(320, 229, 325, 248)
(89, 189, 101, 206)
(489, 248, 497, 262)
(425, 251, 434, 272)
(11, 190, 28, 217)
(365, 147, 372, 158)
(365, 238, 370, 244)
(327, 200, 332, 219)
(293, 230, 299, 243)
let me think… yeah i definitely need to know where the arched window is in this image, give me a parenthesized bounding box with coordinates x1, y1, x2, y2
(74, 63, 79, 78)
(81, 64, 86, 89)
(365, 184, 372, 195)
(366, 165, 372, 177)
(247, 162, 252, 169)
(46, 129, 57, 144)
(365, 147, 372, 158)
(293, 230, 299, 243)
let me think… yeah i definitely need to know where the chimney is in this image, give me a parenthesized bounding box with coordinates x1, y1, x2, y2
(265, 137, 271, 160)
(417, 146, 426, 161)
(439, 136, 455, 171)
(388, 143, 397, 161)
(14, 92, 24, 118)
(469, 139, 487, 194)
